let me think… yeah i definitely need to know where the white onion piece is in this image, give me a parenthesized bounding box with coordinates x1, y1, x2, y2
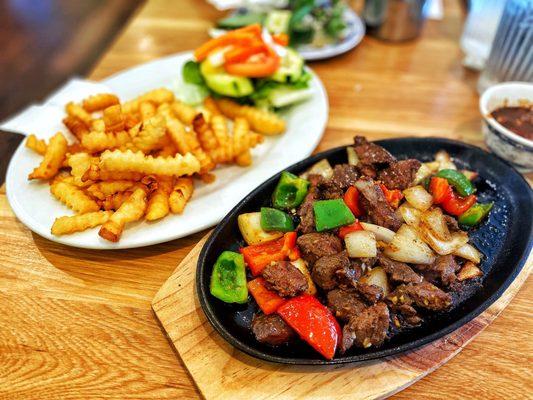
(413, 163, 433, 184)
(300, 159, 334, 180)
(237, 212, 283, 245)
(345, 231, 377, 258)
(457, 261, 483, 281)
(418, 228, 469, 256)
(347, 146, 359, 166)
(419, 207, 451, 241)
(435, 150, 457, 170)
(360, 222, 395, 243)
(398, 203, 421, 226)
(359, 267, 390, 297)
(403, 185, 433, 211)
(384, 224, 435, 264)
(291, 259, 317, 296)
(453, 243, 482, 264)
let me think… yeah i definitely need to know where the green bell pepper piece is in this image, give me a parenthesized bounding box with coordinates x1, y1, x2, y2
(313, 199, 355, 232)
(436, 169, 476, 196)
(272, 171, 309, 210)
(210, 251, 248, 304)
(458, 202, 494, 226)
(260, 207, 294, 232)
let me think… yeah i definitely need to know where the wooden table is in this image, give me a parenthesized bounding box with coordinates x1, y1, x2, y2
(1, 1, 531, 399)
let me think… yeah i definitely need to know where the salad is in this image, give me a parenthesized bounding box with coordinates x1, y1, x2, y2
(215, 0, 348, 48)
(180, 24, 313, 110)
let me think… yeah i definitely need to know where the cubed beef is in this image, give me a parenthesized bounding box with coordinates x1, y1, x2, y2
(296, 233, 343, 266)
(354, 282, 383, 304)
(354, 178, 402, 231)
(389, 281, 452, 311)
(320, 164, 360, 199)
(378, 254, 422, 284)
(395, 304, 423, 326)
(312, 251, 351, 290)
(340, 302, 390, 352)
(378, 159, 421, 190)
(262, 261, 308, 297)
(353, 136, 396, 169)
(414, 255, 460, 287)
(327, 288, 366, 322)
(252, 314, 295, 346)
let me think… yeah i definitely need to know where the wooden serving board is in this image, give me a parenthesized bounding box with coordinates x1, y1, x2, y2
(152, 234, 532, 400)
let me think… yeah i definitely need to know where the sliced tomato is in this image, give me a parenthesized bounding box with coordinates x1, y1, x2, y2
(248, 278, 286, 314)
(441, 192, 477, 216)
(224, 43, 266, 64)
(338, 221, 364, 239)
(379, 184, 404, 209)
(429, 177, 452, 204)
(272, 33, 289, 46)
(343, 186, 363, 217)
(224, 52, 280, 77)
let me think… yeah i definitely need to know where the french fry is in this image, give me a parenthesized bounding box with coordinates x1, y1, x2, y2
(235, 150, 252, 166)
(122, 88, 175, 114)
(130, 115, 167, 152)
(25, 134, 47, 155)
(82, 93, 119, 112)
(211, 115, 231, 161)
(192, 113, 218, 151)
(103, 104, 125, 132)
(67, 152, 97, 183)
(215, 98, 285, 135)
(139, 101, 156, 121)
(63, 116, 90, 140)
(65, 102, 92, 127)
(169, 177, 194, 214)
(172, 100, 198, 125)
(99, 187, 147, 242)
(50, 180, 100, 213)
(145, 177, 173, 221)
(203, 96, 222, 116)
(156, 142, 178, 157)
(99, 149, 201, 176)
(87, 180, 136, 200)
(232, 117, 263, 156)
(81, 130, 131, 152)
(28, 132, 68, 180)
(51, 211, 113, 235)
(101, 191, 133, 211)
(91, 118, 106, 132)
(81, 164, 144, 182)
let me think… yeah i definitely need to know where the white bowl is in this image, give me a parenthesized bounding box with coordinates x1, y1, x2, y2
(479, 82, 533, 172)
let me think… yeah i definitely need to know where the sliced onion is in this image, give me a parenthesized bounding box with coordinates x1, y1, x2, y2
(435, 150, 457, 170)
(384, 224, 435, 264)
(299, 159, 334, 180)
(403, 185, 433, 211)
(453, 243, 482, 264)
(291, 259, 317, 296)
(419, 207, 451, 241)
(457, 261, 483, 281)
(418, 228, 468, 256)
(359, 267, 389, 297)
(237, 212, 283, 245)
(413, 163, 433, 184)
(423, 161, 440, 173)
(398, 203, 421, 226)
(347, 146, 359, 166)
(345, 231, 377, 258)
(360, 222, 395, 243)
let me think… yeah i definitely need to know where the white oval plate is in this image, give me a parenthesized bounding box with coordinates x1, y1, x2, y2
(6, 52, 328, 249)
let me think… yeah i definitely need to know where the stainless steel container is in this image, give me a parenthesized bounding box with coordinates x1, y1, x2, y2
(363, 0, 428, 41)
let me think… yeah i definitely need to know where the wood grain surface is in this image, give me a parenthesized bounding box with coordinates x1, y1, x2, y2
(0, 0, 531, 399)
(151, 235, 532, 400)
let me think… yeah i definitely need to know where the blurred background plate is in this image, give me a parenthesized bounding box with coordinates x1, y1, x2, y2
(6, 51, 328, 250)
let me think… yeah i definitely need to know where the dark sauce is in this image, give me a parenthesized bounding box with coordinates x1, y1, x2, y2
(491, 105, 533, 141)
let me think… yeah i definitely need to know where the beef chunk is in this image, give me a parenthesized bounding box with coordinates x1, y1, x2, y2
(296, 174, 322, 234)
(320, 164, 360, 199)
(389, 281, 452, 311)
(262, 261, 308, 297)
(414, 255, 460, 287)
(378, 254, 422, 284)
(312, 251, 350, 290)
(327, 288, 366, 322)
(336, 258, 364, 285)
(395, 304, 423, 326)
(354, 282, 383, 304)
(355, 178, 402, 231)
(353, 136, 396, 169)
(378, 159, 422, 190)
(296, 233, 343, 266)
(340, 302, 390, 351)
(252, 314, 295, 346)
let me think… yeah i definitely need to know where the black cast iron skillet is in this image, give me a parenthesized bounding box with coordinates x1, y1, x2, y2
(197, 137, 533, 365)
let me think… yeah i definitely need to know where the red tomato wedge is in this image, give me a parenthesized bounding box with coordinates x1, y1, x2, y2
(272, 33, 289, 46)
(338, 221, 364, 239)
(224, 43, 266, 64)
(240, 232, 299, 276)
(277, 295, 341, 360)
(343, 186, 363, 216)
(247, 278, 286, 314)
(224, 52, 280, 77)
(379, 184, 404, 209)
(194, 24, 262, 61)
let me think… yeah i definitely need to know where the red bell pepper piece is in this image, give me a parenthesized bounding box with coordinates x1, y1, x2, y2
(429, 177, 452, 204)
(379, 184, 404, 209)
(441, 191, 477, 216)
(247, 277, 286, 314)
(343, 186, 363, 216)
(240, 232, 299, 276)
(338, 221, 364, 239)
(277, 295, 341, 360)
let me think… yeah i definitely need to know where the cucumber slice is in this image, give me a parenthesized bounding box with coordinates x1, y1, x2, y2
(216, 12, 265, 29)
(266, 87, 313, 108)
(265, 10, 292, 34)
(270, 48, 304, 83)
(200, 60, 254, 98)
